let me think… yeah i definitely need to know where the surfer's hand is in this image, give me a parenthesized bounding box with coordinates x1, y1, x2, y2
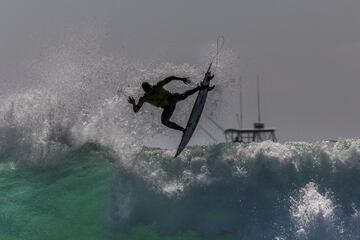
(128, 96, 135, 105)
(182, 78, 191, 85)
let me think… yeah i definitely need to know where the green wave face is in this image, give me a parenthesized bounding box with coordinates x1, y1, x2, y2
(0, 144, 115, 240)
(0, 144, 229, 240)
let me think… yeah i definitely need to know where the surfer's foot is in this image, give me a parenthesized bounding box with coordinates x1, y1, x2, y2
(199, 85, 215, 91)
(181, 127, 186, 133)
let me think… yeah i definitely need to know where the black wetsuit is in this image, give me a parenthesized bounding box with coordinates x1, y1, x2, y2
(132, 75, 213, 132)
(137, 85, 201, 132)
(160, 87, 201, 131)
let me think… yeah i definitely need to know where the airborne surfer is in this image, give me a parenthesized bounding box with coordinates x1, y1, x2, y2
(128, 75, 214, 133)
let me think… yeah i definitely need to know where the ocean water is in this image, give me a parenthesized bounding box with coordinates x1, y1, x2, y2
(1, 140, 360, 240)
(1, 37, 360, 239)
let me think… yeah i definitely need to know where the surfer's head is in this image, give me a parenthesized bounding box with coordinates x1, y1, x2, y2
(142, 82, 152, 92)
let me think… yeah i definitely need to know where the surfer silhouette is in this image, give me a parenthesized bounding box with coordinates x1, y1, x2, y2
(128, 75, 214, 132)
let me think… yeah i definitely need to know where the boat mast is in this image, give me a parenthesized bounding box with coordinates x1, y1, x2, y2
(257, 75, 261, 123)
(254, 75, 264, 129)
(236, 76, 243, 129)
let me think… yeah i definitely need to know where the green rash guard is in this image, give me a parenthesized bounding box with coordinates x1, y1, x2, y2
(138, 85, 171, 108)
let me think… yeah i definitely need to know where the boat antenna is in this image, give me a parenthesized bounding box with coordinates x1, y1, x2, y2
(254, 75, 264, 129)
(236, 76, 243, 129)
(240, 76, 243, 128)
(257, 75, 261, 123)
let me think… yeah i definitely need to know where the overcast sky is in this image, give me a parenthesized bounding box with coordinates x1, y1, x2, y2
(1, 0, 360, 142)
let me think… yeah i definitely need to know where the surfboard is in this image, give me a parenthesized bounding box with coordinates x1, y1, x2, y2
(175, 63, 214, 157)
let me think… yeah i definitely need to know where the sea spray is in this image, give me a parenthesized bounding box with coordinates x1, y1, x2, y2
(0, 36, 237, 165)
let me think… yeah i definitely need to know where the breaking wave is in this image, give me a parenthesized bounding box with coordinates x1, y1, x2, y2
(4, 138, 359, 239)
(107, 140, 360, 239)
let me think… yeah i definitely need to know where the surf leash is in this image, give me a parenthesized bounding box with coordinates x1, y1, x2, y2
(211, 35, 225, 74)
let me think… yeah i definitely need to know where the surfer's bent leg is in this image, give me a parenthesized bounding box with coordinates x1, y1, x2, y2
(177, 86, 201, 101)
(161, 105, 185, 132)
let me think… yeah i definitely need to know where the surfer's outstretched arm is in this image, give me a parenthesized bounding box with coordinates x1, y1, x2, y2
(156, 76, 190, 87)
(128, 96, 145, 113)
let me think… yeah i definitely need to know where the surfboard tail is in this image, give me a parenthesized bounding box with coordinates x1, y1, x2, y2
(174, 151, 181, 158)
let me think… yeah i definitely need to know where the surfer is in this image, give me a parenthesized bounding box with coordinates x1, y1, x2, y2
(128, 75, 214, 132)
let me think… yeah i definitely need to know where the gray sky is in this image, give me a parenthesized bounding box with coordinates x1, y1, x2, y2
(1, 0, 360, 142)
